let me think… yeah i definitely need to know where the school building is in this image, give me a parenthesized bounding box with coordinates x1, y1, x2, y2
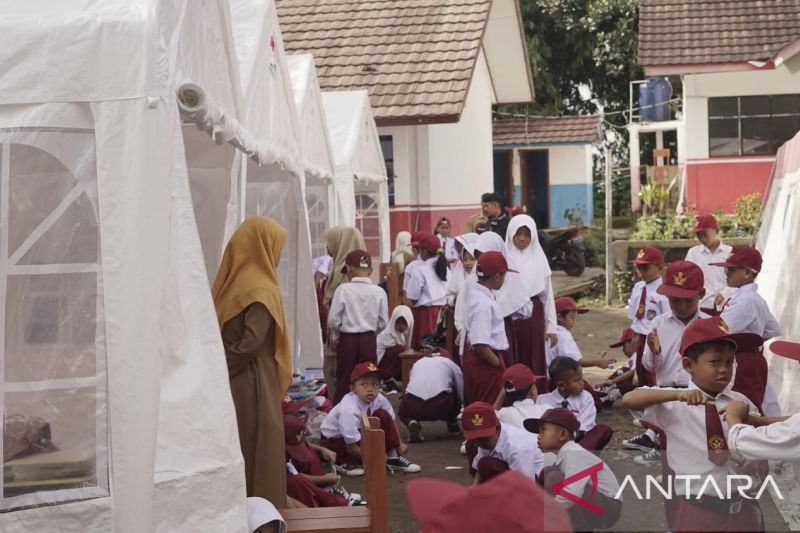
(276, 0, 534, 238)
(632, 0, 800, 213)
(492, 116, 599, 227)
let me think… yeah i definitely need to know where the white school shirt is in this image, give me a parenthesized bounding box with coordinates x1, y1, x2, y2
(728, 414, 800, 461)
(497, 399, 550, 431)
(640, 383, 757, 497)
(439, 236, 459, 266)
(685, 241, 733, 309)
(445, 262, 465, 306)
(320, 391, 395, 444)
(472, 423, 545, 481)
(537, 281, 559, 335)
(627, 277, 669, 335)
(547, 441, 621, 506)
(405, 356, 464, 402)
(546, 325, 582, 368)
(327, 278, 388, 339)
(312, 255, 333, 280)
(465, 283, 509, 351)
(720, 283, 782, 339)
(406, 257, 449, 306)
(537, 389, 597, 432)
(642, 310, 708, 387)
(403, 258, 421, 292)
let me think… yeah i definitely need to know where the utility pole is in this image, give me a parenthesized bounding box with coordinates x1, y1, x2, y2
(605, 146, 613, 305)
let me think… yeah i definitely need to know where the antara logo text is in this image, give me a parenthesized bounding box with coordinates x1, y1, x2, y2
(615, 474, 784, 501)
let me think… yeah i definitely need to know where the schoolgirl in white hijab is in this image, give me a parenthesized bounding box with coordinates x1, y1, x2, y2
(446, 233, 478, 306)
(377, 305, 414, 365)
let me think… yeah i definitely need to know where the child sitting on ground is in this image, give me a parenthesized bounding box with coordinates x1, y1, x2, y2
(376, 305, 414, 382)
(320, 362, 421, 476)
(599, 327, 640, 401)
(524, 408, 622, 532)
(537, 356, 613, 451)
(493, 364, 549, 429)
(461, 401, 544, 484)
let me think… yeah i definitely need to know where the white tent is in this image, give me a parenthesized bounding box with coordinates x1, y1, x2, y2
(287, 54, 337, 259)
(321, 90, 390, 262)
(756, 130, 800, 414)
(0, 1, 251, 531)
(229, 0, 323, 371)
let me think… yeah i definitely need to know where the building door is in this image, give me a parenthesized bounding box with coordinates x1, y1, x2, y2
(522, 150, 549, 228)
(492, 151, 513, 206)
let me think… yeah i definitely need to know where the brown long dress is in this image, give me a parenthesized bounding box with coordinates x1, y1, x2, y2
(222, 303, 286, 507)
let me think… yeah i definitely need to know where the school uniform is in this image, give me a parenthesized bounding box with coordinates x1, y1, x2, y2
(472, 422, 544, 482)
(628, 277, 669, 386)
(640, 383, 763, 532)
(438, 235, 459, 266)
(319, 391, 400, 464)
(399, 356, 464, 424)
(685, 242, 733, 310)
(728, 414, 800, 461)
(462, 283, 508, 404)
(537, 389, 613, 450)
(496, 399, 549, 430)
(402, 258, 421, 292)
(328, 278, 388, 404)
(720, 283, 781, 412)
(546, 325, 603, 409)
(406, 257, 449, 348)
(642, 310, 707, 388)
(285, 462, 348, 508)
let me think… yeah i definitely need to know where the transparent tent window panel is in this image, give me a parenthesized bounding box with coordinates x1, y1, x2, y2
(0, 128, 108, 511)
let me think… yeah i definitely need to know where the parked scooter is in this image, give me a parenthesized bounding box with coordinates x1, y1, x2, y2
(537, 225, 586, 276)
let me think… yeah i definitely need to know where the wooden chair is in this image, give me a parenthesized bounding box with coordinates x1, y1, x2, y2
(379, 263, 401, 315)
(281, 414, 387, 533)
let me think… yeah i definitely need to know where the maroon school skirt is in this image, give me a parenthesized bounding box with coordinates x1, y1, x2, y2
(463, 348, 506, 405)
(635, 333, 657, 387)
(411, 305, 441, 349)
(511, 296, 548, 393)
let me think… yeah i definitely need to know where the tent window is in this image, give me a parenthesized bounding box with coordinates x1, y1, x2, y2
(709, 94, 800, 157)
(379, 135, 395, 206)
(0, 129, 108, 511)
(354, 187, 382, 259)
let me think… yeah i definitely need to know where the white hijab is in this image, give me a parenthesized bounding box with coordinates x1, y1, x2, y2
(505, 215, 552, 297)
(448, 233, 479, 306)
(377, 305, 414, 364)
(473, 232, 532, 317)
(247, 497, 287, 533)
(391, 231, 413, 273)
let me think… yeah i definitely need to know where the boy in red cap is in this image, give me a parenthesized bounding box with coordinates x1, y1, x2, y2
(686, 214, 733, 311)
(493, 364, 549, 429)
(524, 408, 622, 531)
(399, 351, 464, 443)
(622, 316, 763, 532)
(601, 327, 639, 398)
(624, 260, 710, 464)
(461, 401, 544, 483)
(627, 246, 669, 388)
(537, 356, 613, 450)
(320, 362, 420, 475)
(462, 251, 515, 405)
(406, 232, 450, 347)
(406, 470, 572, 533)
(711, 246, 782, 414)
(327, 250, 388, 404)
(547, 296, 616, 370)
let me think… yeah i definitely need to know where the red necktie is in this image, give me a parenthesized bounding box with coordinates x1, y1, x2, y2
(705, 404, 729, 466)
(635, 285, 647, 320)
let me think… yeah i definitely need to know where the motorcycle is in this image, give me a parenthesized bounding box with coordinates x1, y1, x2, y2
(537, 225, 587, 277)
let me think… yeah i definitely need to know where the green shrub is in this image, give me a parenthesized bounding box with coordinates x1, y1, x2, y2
(733, 193, 762, 236)
(614, 267, 634, 302)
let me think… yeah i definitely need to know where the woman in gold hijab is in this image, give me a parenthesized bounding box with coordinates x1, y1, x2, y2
(212, 217, 292, 507)
(321, 227, 366, 394)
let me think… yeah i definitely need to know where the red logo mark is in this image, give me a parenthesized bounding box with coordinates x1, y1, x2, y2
(550, 462, 605, 515)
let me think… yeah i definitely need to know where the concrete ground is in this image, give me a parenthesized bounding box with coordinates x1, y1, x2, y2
(337, 307, 790, 532)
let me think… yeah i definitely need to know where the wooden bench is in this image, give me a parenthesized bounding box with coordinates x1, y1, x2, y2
(281, 413, 387, 533)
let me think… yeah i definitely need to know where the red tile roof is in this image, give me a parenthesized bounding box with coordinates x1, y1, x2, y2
(639, 0, 800, 68)
(276, 0, 492, 125)
(493, 116, 600, 146)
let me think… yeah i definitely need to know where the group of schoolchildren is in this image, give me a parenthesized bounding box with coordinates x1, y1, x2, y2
(299, 208, 800, 533)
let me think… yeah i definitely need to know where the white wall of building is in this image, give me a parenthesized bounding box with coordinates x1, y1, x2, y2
(548, 144, 592, 185)
(683, 53, 800, 159)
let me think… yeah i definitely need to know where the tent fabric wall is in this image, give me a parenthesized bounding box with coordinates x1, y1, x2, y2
(321, 90, 391, 261)
(0, 1, 250, 531)
(756, 130, 800, 415)
(230, 0, 324, 372)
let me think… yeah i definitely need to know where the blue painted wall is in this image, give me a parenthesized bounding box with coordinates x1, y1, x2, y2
(549, 183, 593, 226)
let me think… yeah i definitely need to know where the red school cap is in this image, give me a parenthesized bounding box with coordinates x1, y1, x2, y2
(410, 231, 427, 246)
(475, 251, 517, 279)
(523, 407, 580, 436)
(503, 364, 546, 392)
(283, 415, 315, 463)
(461, 402, 499, 440)
(609, 327, 636, 348)
(350, 361, 389, 384)
(628, 246, 664, 265)
(416, 233, 442, 254)
(691, 214, 720, 233)
(406, 470, 572, 533)
(340, 249, 372, 274)
(657, 260, 705, 298)
(555, 296, 589, 314)
(767, 340, 800, 362)
(679, 316, 763, 356)
(708, 246, 763, 273)
(282, 395, 308, 415)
